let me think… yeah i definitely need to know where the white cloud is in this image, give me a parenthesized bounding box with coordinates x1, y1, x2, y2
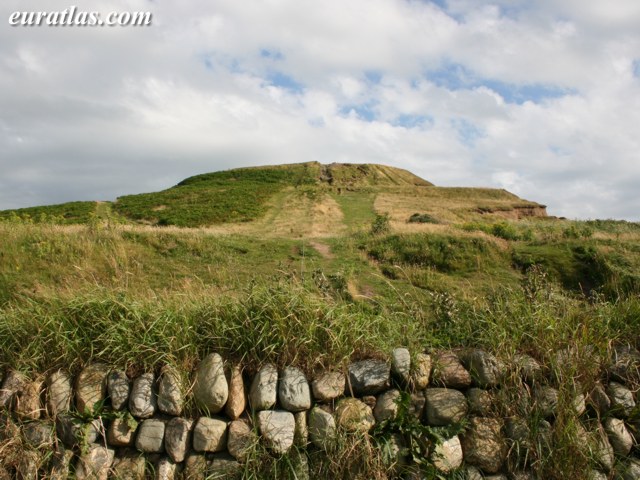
(0, 0, 638, 219)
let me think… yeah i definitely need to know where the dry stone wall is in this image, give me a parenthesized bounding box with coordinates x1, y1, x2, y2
(0, 346, 639, 479)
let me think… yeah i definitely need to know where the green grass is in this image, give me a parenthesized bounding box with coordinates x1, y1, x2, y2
(330, 191, 377, 233)
(113, 163, 318, 227)
(0, 201, 98, 224)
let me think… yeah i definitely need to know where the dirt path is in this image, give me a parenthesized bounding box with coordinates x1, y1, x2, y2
(308, 241, 334, 259)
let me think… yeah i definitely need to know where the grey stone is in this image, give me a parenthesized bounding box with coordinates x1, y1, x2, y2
(424, 388, 468, 426)
(461, 349, 504, 388)
(512, 354, 543, 383)
(588, 382, 610, 415)
(75, 444, 115, 480)
(227, 419, 255, 462)
(609, 344, 640, 384)
(193, 353, 228, 414)
(278, 366, 311, 412)
(158, 367, 184, 416)
(249, 363, 278, 411)
(431, 435, 463, 473)
(534, 386, 559, 418)
(409, 391, 426, 419)
(16, 450, 40, 480)
(603, 417, 633, 456)
(165, 417, 192, 463)
(76, 363, 109, 414)
(347, 359, 390, 395)
(374, 389, 401, 422)
(466, 466, 484, 480)
(619, 458, 640, 480)
(208, 453, 242, 478)
(193, 416, 228, 452)
(107, 370, 130, 410)
(294, 410, 308, 446)
(312, 371, 345, 402)
(107, 414, 138, 446)
(56, 414, 101, 448)
(46, 370, 72, 416)
(111, 451, 146, 479)
(461, 417, 506, 474)
(432, 352, 471, 388)
(225, 364, 246, 420)
(184, 453, 207, 480)
(135, 418, 166, 453)
(155, 457, 177, 480)
(593, 425, 615, 473)
(50, 445, 74, 480)
(23, 420, 55, 448)
(467, 388, 493, 416)
(15, 379, 43, 420)
(308, 406, 336, 448)
(335, 397, 375, 432)
(0, 370, 26, 409)
(573, 392, 586, 416)
(607, 381, 636, 417)
(587, 471, 608, 480)
(258, 410, 296, 454)
(129, 372, 156, 418)
(412, 353, 432, 390)
(391, 347, 411, 384)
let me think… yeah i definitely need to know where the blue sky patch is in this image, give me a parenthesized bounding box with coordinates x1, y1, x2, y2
(451, 118, 485, 147)
(633, 60, 640, 78)
(427, 62, 574, 104)
(391, 114, 434, 129)
(260, 49, 284, 61)
(264, 71, 304, 93)
(339, 101, 378, 122)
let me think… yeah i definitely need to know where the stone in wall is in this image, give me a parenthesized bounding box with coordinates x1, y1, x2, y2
(107, 370, 130, 411)
(347, 359, 390, 396)
(460, 349, 505, 388)
(534, 386, 559, 418)
(46, 370, 72, 416)
(431, 435, 463, 473)
(249, 363, 278, 411)
(225, 364, 246, 420)
(111, 450, 146, 479)
(308, 406, 336, 448)
(76, 363, 109, 414)
(461, 417, 506, 474)
(158, 366, 184, 416)
(603, 417, 633, 456)
(155, 457, 177, 480)
(75, 444, 114, 480)
(0, 370, 26, 409)
(165, 417, 193, 463)
(257, 410, 295, 454)
(23, 420, 55, 448)
(209, 453, 242, 477)
(14, 378, 43, 420)
(129, 372, 157, 419)
(412, 353, 431, 390)
(278, 366, 311, 412)
(467, 388, 494, 416)
(193, 416, 228, 453)
(107, 414, 138, 447)
(374, 389, 400, 422)
(311, 371, 345, 402)
(193, 353, 228, 414)
(424, 388, 468, 426)
(335, 397, 375, 433)
(294, 411, 308, 446)
(512, 354, 542, 383)
(227, 419, 255, 462)
(135, 418, 166, 453)
(431, 352, 471, 389)
(391, 347, 411, 385)
(607, 381, 636, 417)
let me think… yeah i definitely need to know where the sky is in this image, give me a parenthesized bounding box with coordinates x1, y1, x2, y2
(1, 0, 639, 220)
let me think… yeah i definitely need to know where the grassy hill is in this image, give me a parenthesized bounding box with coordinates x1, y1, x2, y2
(0, 162, 545, 230)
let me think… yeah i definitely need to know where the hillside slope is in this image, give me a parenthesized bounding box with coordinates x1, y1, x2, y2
(0, 162, 546, 232)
